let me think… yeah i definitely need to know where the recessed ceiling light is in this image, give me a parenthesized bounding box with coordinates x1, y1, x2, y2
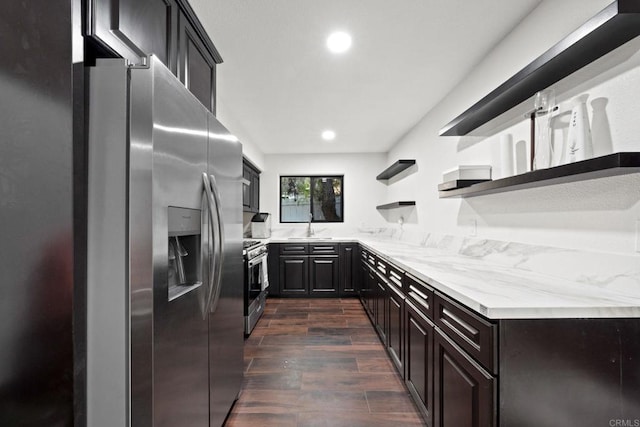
(321, 130, 336, 141)
(326, 31, 352, 54)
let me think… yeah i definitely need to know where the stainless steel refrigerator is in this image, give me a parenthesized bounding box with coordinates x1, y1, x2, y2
(86, 56, 243, 427)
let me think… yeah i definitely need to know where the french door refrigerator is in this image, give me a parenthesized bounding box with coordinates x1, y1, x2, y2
(86, 56, 243, 427)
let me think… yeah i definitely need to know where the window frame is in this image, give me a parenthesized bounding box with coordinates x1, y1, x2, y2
(279, 175, 344, 223)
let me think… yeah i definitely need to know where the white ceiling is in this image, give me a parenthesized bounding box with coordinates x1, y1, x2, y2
(190, 0, 542, 154)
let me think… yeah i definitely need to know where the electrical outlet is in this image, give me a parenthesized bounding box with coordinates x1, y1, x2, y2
(469, 219, 477, 237)
(635, 220, 640, 253)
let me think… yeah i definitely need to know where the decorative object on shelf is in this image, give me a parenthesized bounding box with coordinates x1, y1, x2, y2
(500, 134, 515, 178)
(439, 1, 640, 137)
(438, 152, 640, 198)
(590, 97, 614, 157)
(438, 179, 491, 191)
(376, 201, 416, 210)
(559, 95, 593, 165)
(442, 165, 492, 182)
(532, 89, 557, 170)
(439, 165, 492, 191)
(377, 159, 416, 181)
(514, 139, 529, 175)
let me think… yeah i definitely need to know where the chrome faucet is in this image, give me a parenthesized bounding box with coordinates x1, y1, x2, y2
(306, 213, 314, 237)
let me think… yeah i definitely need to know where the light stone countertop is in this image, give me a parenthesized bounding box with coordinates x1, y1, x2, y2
(264, 235, 640, 319)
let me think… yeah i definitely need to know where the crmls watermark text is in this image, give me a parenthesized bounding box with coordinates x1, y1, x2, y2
(609, 420, 640, 427)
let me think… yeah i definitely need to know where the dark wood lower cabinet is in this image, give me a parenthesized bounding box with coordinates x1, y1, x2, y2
(269, 243, 352, 297)
(405, 301, 434, 425)
(498, 319, 640, 427)
(309, 255, 338, 296)
(359, 263, 375, 317)
(354, 245, 640, 427)
(434, 327, 495, 427)
(387, 285, 404, 376)
(339, 244, 358, 296)
(278, 256, 308, 295)
(373, 274, 387, 344)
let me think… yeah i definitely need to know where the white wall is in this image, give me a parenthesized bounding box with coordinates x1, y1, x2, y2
(386, 0, 640, 255)
(260, 153, 388, 235)
(216, 98, 265, 170)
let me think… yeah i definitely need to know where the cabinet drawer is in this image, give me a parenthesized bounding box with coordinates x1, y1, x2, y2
(363, 250, 376, 267)
(434, 293, 497, 374)
(280, 243, 309, 255)
(310, 243, 338, 254)
(405, 274, 434, 321)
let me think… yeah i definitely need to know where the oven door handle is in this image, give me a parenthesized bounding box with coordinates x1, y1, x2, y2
(247, 253, 267, 268)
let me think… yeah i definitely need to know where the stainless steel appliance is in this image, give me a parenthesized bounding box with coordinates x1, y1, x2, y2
(86, 56, 243, 427)
(243, 240, 269, 335)
(0, 2, 75, 424)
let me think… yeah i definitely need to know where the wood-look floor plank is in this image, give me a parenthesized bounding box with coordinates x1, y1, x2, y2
(260, 335, 352, 347)
(301, 371, 406, 392)
(232, 389, 369, 414)
(296, 411, 426, 427)
(224, 298, 426, 426)
(242, 371, 303, 390)
(224, 412, 297, 427)
(248, 357, 359, 374)
(249, 325, 309, 336)
(268, 318, 348, 327)
(366, 390, 423, 413)
(356, 357, 397, 373)
(307, 327, 378, 336)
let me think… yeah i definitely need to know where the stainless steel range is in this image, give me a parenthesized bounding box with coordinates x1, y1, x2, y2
(243, 240, 269, 335)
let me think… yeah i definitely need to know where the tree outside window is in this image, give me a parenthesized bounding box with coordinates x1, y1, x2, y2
(280, 176, 343, 223)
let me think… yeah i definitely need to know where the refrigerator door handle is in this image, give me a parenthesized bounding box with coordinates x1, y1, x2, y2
(209, 175, 224, 313)
(202, 173, 221, 315)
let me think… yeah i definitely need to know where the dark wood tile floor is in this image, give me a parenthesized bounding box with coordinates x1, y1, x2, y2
(224, 298, 426, 427)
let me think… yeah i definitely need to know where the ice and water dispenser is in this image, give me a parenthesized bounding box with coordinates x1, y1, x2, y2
(167, 206, 203, 301)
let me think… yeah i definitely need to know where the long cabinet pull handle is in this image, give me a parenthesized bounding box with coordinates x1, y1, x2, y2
(441, 307, 479, 343)
(409, 285, 429, 302)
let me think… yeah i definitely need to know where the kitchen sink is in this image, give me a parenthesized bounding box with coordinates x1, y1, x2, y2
(287, 237, 332, 240)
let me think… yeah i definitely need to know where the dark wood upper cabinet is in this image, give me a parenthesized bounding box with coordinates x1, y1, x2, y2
(87, 0, 222, 112)
(178, 11, 216, 113)
(88, 0, 178, 70)
(243, 160, 261, 213)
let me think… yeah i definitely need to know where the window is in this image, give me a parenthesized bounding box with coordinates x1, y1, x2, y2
(280, 176, 343, 223)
